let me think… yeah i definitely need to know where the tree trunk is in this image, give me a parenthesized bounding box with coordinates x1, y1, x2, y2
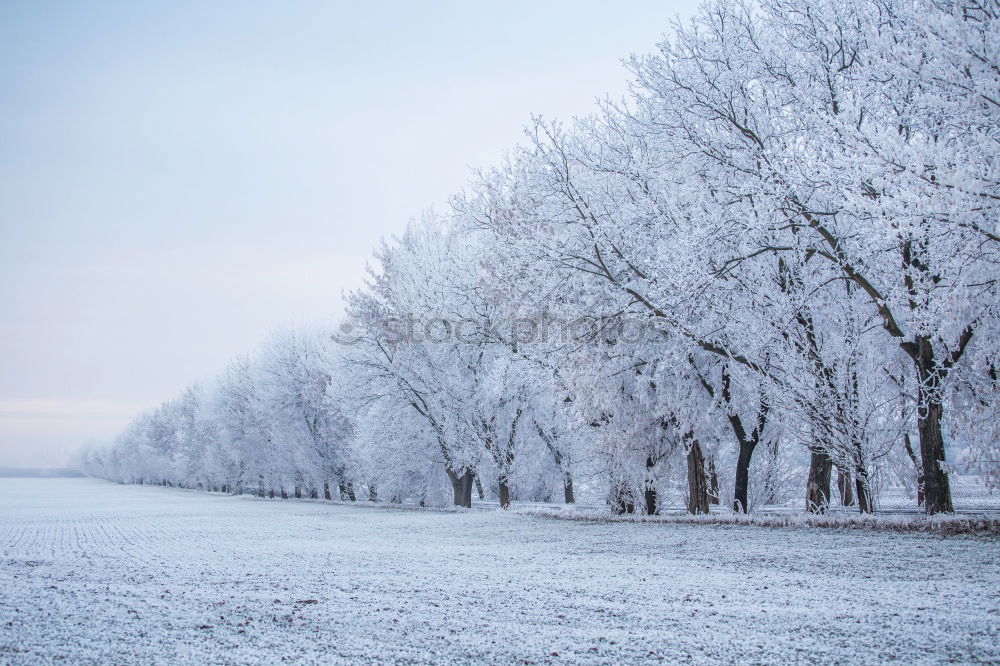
(686, 440, 710, 515)
(345, 482, 357, 502)
(447, 468, 461, 506)
(806, 450, 832, 513)
(855, 467, 874, 514)
(294, 486, 301, 499)
(643, 456, 657, 515)
(447, 468, 475, 508)
(644, 486, 657, 516)
(916, 397, 953, 514)
(563, 472, 575, 504)
(368, 484, 377, 502)
(498, 477, 511, 509)
(474, 475, 486, 500)
(323, 481, 331, 501)
(837, 468, 854, 506)
(910, 337, 954, 514)
(733, 442, 755, 513)
(460, 471, 474, 508)
(707, 457, 720, 505)
(279, 487, 287, 499)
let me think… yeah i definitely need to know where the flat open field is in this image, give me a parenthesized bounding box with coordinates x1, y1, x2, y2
(1, 478, 997, 664)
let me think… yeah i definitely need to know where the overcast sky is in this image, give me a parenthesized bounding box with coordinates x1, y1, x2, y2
(0, 0, 700, 467)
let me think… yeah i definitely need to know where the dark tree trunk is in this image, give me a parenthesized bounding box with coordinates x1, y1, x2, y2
(279, 487, 287, 499)
(855, 468, 874, 514)
(707, 457, 720, 505)
(643, 456, 657, 515)
(916, 393, 953, 514)
(719, 370, 767, 514)
(644, 486, 657, 516)
(309, 487, 318, 499)
(447, 468, 475, 508)
(346, 482, 357, 502)
(901, 332, 956, 514)
(733, 441, 755, 513)
(368, 484, 377, 502)
(268, 488, 275, 499)
(687, 440, 710, 515)
(323, 481, 332, 500)
(498, 477, 511, 509)
(294, 486, 302, 499)
(837, 468, 854, 506)
(806, 450, 833, 513)
(563, 472, 575, 504)
(474, 475, 485, 501)
(460, 471, 474, 508)
(898, 223, 966, 513)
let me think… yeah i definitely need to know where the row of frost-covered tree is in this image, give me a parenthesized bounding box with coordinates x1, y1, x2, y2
(78, 0, 999, 515)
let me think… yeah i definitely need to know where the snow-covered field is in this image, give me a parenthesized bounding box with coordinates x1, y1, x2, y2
(1, 479, 997, 664)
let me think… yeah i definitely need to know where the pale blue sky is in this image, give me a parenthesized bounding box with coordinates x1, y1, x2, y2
(0, 0, 699, 466)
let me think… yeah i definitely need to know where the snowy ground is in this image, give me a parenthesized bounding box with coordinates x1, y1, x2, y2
(1, 479, 997, 665)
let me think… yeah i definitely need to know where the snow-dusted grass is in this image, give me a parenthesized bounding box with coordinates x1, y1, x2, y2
(2, 479, 997, 665)
(518, 506, 1000, 535)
